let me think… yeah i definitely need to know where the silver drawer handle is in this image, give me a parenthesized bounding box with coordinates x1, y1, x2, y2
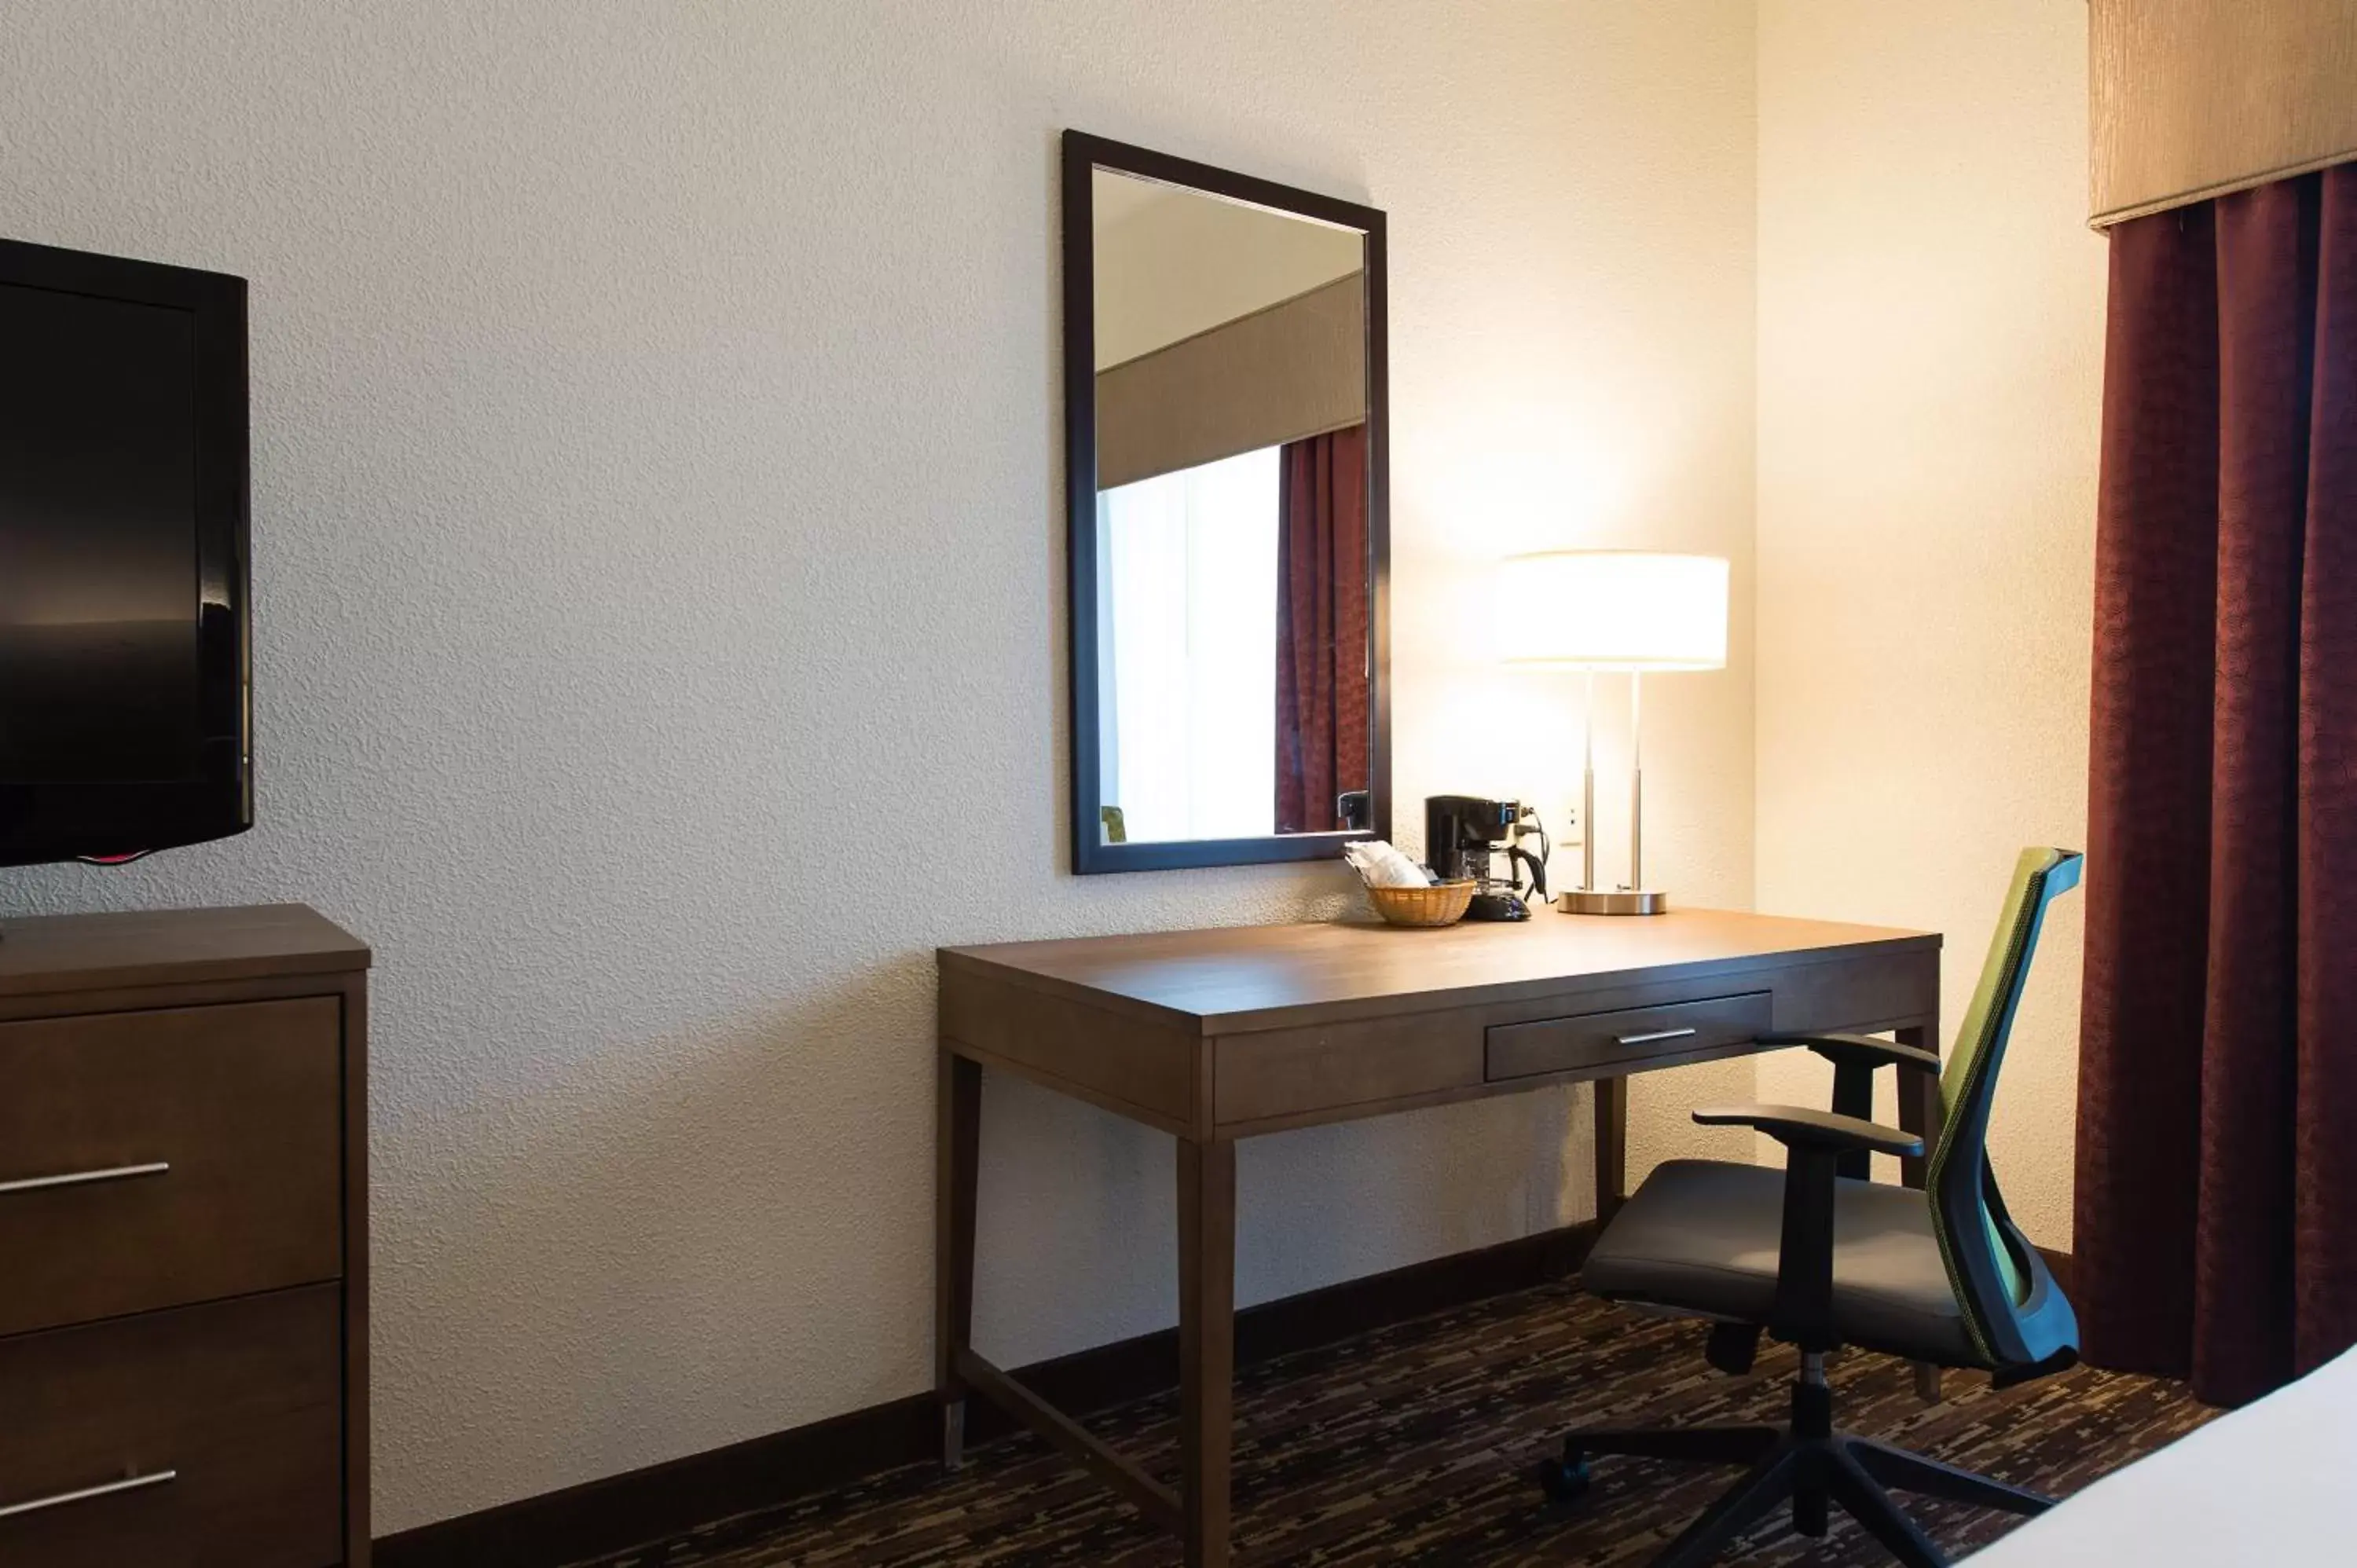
(0, 1469, 178, 1522)
(1615, 1027, 1699, 1047)
(0, 1161, 170, 1197)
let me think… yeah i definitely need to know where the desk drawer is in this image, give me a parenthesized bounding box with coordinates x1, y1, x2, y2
(0, 998, 344, 1338)
(1486, 991, 1772, 1081)
(0, 1284, 343, 1568)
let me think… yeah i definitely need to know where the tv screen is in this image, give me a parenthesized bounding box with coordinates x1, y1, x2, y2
(0, 238, 251, 867)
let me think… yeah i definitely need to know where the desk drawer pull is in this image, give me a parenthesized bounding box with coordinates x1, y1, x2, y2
(0, 1469, 178, 1522)
(0, 1160, 170, 1198)
(1486, 993, 1770, 1084)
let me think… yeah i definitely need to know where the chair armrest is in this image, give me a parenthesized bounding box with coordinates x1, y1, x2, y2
(1693, 1104, 1923, 1346)
(1761, 1031, 1941, 1074)
(1692, 1102, 1924, 1159)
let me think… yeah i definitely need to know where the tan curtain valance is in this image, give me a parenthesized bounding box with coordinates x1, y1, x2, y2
(2091, 0, 2357, 229)
(1095, 272, 1366, 492)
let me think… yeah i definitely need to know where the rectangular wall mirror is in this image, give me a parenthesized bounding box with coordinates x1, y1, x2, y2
(1062, 131, 1390, 874)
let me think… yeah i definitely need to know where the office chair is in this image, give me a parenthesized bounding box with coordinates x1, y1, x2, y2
(1540, 847, 2084, 1568)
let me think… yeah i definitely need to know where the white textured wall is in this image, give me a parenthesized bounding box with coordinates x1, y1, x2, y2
(1754, 1, 2105, 1239)
(1, 0, 1758, 1533)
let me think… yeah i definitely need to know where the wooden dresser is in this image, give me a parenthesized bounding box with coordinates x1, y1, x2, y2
(0, 905, 370, 1568)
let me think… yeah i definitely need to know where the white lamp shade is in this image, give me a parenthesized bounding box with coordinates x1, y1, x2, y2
(1497, 551, 1729, 671)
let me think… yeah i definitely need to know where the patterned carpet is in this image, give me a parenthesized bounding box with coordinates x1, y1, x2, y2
(577, 1280, 2213, 1567)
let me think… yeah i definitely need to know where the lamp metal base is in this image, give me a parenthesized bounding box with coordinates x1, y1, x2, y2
(1560, 888, 1671, 916)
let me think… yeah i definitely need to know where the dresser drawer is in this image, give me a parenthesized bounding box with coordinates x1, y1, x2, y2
(0, 998, 344, 1338)
(1485, 991, 1772, 1081)
(0, 1284, 343, 1568)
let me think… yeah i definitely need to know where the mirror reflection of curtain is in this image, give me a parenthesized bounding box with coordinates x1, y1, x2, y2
(1274, 423, 1369, 833)
(1099, 446, 1281, 843)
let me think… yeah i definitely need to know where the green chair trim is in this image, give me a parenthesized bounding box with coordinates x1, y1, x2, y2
(1924, 846, 2082, 1365)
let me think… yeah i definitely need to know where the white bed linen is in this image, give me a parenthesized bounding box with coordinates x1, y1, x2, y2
(1968, 1343, 2357, 1563)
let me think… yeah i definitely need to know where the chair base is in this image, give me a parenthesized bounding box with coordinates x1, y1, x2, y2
(1541, 1375, 2054, 1568)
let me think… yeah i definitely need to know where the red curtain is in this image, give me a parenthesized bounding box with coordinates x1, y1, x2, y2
(1275, 425, 1369, 833)
(2077, 167, 2357, 1406)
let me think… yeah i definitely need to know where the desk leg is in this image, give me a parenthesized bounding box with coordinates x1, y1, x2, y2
(936, 1048, 982, 1469)
(1895, 1023, 1944, 1404)
(1178, 1138, 1237, 1568)
(1594, 1075, 1629, 1226)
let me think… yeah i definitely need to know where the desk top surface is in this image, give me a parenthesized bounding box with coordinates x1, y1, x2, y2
(941, 907, 1935, 1032)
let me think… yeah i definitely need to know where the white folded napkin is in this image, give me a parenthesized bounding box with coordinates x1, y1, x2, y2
(1342, 840, 1436, 888)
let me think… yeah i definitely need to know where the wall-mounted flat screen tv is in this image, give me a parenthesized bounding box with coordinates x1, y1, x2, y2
(0, 237, 251, 866)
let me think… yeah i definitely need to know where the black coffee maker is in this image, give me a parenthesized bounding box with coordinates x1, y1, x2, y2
(1424, 795, 1549, 921)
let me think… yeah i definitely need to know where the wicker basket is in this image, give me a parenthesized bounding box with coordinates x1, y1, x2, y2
(1365, 879, 1477, 928)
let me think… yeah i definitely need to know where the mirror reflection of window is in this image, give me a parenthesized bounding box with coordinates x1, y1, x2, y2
(1089, 167, 1373, 845)
(1098, 448, 1280, 844)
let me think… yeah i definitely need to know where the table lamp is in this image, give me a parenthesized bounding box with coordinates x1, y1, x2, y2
(1499, 551, 1728, 914)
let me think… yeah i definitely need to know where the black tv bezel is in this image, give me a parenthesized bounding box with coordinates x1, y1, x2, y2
(0, 236, 252, 868)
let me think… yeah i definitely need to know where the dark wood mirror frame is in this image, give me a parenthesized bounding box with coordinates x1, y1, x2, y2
(1063, 130, 1391, 874)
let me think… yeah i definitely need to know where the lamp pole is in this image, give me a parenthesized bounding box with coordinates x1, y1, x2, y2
(1562, 668, 1666, 915)
(1582, 669, 1597, 896)
(1629, 671, 1643, 892)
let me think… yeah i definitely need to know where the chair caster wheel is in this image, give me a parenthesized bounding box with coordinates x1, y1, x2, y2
(1537, 1453, 1591, 1503)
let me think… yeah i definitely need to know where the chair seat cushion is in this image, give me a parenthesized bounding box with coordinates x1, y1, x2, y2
(1582, 1158, 1980, 1365)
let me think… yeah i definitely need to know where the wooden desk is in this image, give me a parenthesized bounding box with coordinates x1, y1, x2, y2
(935, 909, 1941, 1568)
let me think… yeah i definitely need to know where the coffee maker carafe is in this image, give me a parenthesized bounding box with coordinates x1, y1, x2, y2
(1424, 795, 1550, 921)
